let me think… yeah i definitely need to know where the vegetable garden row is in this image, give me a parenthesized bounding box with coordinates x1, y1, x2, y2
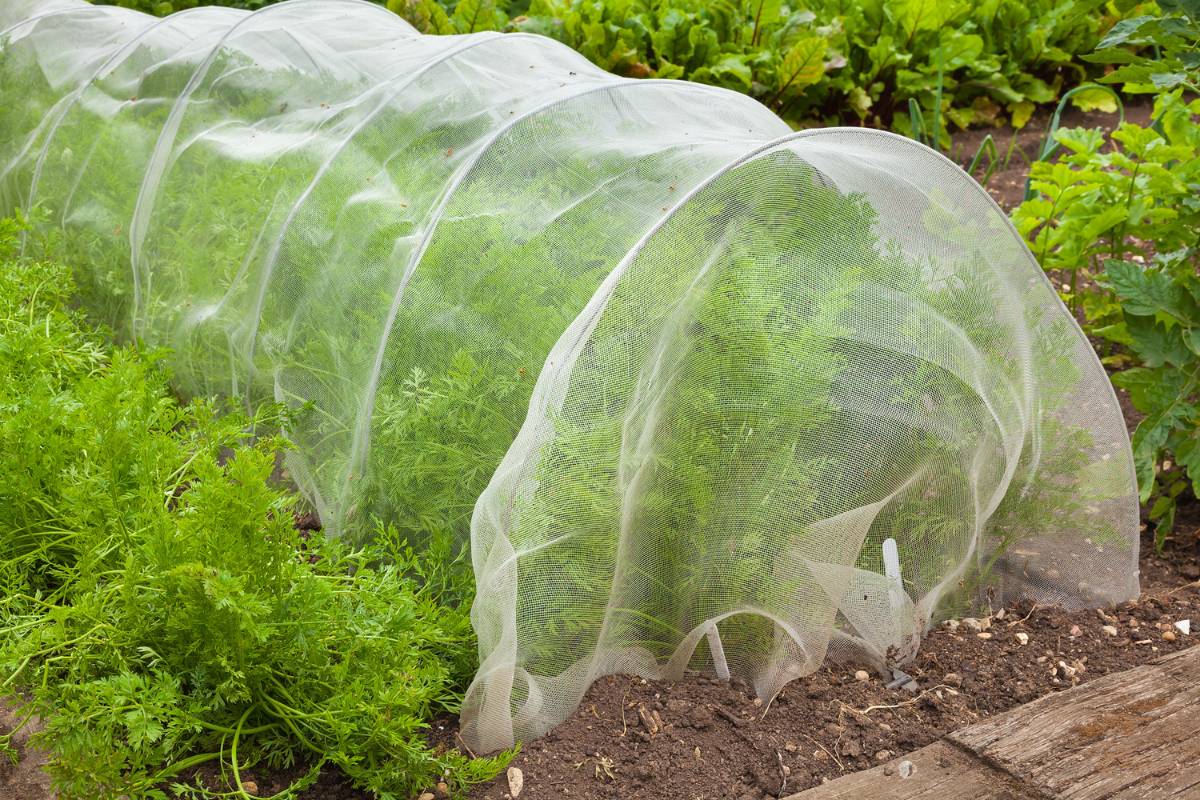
(0, 0, 1197, 799)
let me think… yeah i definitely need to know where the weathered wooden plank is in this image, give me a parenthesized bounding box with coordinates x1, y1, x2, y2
(949, 646, 1200, 800)
(788, 648, 1200, 800)
(783, 741, 1035, 800)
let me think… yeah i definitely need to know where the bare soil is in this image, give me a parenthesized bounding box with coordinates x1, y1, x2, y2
(0, 703, 50, 800)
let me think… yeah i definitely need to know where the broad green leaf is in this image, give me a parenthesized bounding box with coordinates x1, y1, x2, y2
(653, 59, 686, 80)
(651, 9, 694, 66)
(1099, 63, 1155, 85)
(682, 23, 720, 69)
(895, 0, 963, 37)
(1053, 126, 1106, 154)
(1092, 322, 1133, 347)
(1105, 260, 1198, 323)
(848, 86, 873, 119)
(773, 36, 827, 98)
(937, 31, 983, 70)
(1176, 436, 1200, 497)
(1159, 0, 1200, 18)
(691, 54, 753, 90)
(1125, 314, 1194, 368)
(1149, 493, 1177, 536)
(745, 0, 784, 44)
(1014, 75, 1057, 104)
(1009, 101, 1034, 130)
(1081, 48, 1138, 65)
(1130, 428, 1159, 504)
(452, 0, 500, 33)
(1130, 404, 1191, 502)
(1112, 366, 1188, 412)
(1069, 86, 1119, 113)
(1187, 328, 1200, 356)
(1151, 72, 1189, 89)
(1079, 203, 1132, 243)
(1095, 15, 1155, 49)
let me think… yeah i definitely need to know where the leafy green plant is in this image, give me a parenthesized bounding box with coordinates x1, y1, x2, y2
(1105, 254, 1200, 541)
(1021, 81, 1125, 201)
(0, 218, 507, 798)
(1011, 94, 1191, 318)
(104, 0, 1132, 138)
(489, 0, 1129, 134)
(904, 46, 1001, 185)
(111, 0, 274, 12)
(1082, 0, 1200, 96)
(1012, 0, 1200, 543)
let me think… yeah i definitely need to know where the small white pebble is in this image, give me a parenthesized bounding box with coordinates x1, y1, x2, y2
(898, 760, 915, 779)
(507, 767, 524, 798)
(854, 670, 871, 682)
(1015, 632, 1029, 645)
(1176, 619, 1191, 636)
(976, 632, 993, 640)
(1102, 625, 1119, 637)
(1069, 625, 1082, 637)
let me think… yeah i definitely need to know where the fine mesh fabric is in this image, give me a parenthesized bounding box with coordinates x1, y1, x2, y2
(0, 0, 1138, 755)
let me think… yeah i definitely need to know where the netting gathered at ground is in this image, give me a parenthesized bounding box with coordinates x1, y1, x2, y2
(0, 0, 1138, 753)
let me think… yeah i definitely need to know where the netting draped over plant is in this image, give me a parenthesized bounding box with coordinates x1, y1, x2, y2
(0, 0, 1138, 755)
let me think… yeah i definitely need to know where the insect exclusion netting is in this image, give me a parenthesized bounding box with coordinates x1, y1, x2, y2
(0, 0, 1138, 754)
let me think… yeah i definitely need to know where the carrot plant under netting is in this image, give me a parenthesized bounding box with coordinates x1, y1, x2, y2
(0, 0, 1138, 755)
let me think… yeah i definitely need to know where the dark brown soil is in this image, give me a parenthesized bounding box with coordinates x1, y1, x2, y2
(0, 704, 50, 800)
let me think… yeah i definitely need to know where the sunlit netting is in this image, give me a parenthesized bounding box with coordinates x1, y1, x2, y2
(0, 0, 1138, 754)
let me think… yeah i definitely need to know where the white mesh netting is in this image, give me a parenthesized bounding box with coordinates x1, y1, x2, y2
(0, 0, 1138, 755)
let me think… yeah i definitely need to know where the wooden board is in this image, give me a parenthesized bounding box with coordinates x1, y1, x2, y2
(783, 740, 1036, 799)
(950, 647, 1200, 799)
(787, 646, 1200, 800)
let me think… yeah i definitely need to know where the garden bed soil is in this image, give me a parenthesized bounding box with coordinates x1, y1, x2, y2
(456, 515, 1200, 800)
(0, 100, 1184, 800)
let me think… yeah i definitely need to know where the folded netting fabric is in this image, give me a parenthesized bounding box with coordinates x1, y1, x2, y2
(0, 0, 1138, 754)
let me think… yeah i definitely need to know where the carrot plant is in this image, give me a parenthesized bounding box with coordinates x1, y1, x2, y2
(0, 217, 507, 799)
